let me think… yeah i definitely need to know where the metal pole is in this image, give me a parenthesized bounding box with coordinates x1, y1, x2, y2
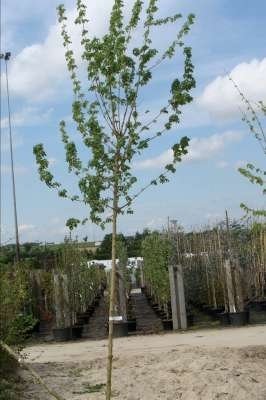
(3, 52, 20, 261)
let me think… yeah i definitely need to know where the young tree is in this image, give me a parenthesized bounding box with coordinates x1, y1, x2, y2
(33, 1, 196, 398)
(230, 77, 266, 217)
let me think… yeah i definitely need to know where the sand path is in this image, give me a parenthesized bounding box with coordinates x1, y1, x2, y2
(22, 325, 266, 400)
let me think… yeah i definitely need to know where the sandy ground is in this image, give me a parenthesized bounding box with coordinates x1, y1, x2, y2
(21, 325, 266, 400)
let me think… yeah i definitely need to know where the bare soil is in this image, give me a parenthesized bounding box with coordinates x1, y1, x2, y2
(22, 325, 266, 400)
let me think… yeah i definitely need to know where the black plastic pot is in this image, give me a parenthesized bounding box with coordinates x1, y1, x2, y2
(229, 311, 249, 326)
(162, 319, 173, 330)
(250, 301, 266, 312)
(112, 321, 128, 338)
(212, 307, 224, 315)
(53, 327, 71, 341)
(87, 308, 95, 318)
(31, 320, 40, 333)
(87, 305, 95, 313)
(218, 312, 230, 326)
(187, 314, 194, 327)
(202, 305, 212, 315)
(154, 307, 163, 316)
(127, 319, 137, 332)
(71, 325, 83, 339)
(248, 308, 266, 324)
(158, 311, 167, 319)
(209, 308, 224, 320)
(77, 312, 90, 324)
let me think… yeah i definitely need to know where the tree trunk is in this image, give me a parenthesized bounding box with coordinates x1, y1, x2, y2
(106, 190, 118, 400)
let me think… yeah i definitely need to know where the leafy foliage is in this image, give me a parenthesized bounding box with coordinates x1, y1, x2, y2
(33, 3, 195, 396)
(229, 77, 266, 217)
(57, 240, 107, 323)
(142, 232, 171, 304)
(0, 262, 37, 359)
(33, 0, 196, 229)
(0, 348, 21, 400)
(94, 230, 151, 259)
(0, 242, 59, 269)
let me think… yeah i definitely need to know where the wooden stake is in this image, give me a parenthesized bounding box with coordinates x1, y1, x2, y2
(168, 264, 179, 330)
(106, 185, 118, 400)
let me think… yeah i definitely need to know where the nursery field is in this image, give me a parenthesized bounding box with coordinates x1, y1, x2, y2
(22, 325, 266, 400)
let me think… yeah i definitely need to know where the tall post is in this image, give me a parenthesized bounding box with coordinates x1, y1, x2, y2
(168, 220, 187, 331)
(117, 271, 127, 321)
(233, 261, 244, 312)
(168, 264, 179, 330)
(106, 176, 118, 400)
(168, 219, 179, 330)
(2, 52, 20, 261)
(53, 272, 71, 328)
(139, 259, 145, 289)
(224, 210, 236, 313)
(176, 264, 187, 329)
(224, 259, 236, 313)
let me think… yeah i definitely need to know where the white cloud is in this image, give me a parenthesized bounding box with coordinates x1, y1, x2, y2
(4, 1, 122, 102)
(7, 22, 70, 101)
(135, 130, 243, 169)
(18, 224, 35, 233)
(1, 107, 53, 128)
(198, 58, 266, 119)
(136, 148, 172, 170)
(5, 0, 188, 103)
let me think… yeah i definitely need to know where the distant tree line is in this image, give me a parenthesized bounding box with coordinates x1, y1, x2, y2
(93, 229, 151, 260)
(0, 229, 153, 268)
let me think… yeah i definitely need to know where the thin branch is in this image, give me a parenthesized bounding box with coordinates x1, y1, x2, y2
(120, 170, 171, 210)
(94, 91, 113, 131)
(94, 78, 115, 131)
(140, 105, 170, 131)
(121, 103, 129, 133)
(229, 75, 266, 149)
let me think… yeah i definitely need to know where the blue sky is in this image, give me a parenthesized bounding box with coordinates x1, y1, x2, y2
(0, 0, 265, 243)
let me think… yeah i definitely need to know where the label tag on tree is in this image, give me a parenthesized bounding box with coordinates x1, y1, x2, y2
(109, 316, 123, 321)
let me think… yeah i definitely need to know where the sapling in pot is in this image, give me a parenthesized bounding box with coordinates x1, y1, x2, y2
(33, 1, 195, 397)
